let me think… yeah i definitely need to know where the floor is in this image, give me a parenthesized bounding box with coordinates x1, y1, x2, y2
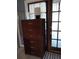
(17, 47, 61, 59)
(17, 47, 40, 59)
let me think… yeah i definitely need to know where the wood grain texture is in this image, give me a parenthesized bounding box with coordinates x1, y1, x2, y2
(21, 19, 46, 58)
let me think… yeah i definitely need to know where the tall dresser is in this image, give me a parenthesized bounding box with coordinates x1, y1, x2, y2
(21, 19, 45, 58)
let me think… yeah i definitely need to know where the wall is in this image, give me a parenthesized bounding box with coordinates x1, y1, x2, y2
(17, 0, 26, 47)
(17, 0, 26, 19)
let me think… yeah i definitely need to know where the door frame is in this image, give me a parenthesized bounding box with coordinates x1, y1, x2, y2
(46, 0, 61, 54)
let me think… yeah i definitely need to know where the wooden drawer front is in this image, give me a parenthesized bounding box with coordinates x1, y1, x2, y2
(29, 40, 43, 49)
(22, 29, 44, 37)
(24, 40, 43, 57)
(30, 48, 42, 57)
(21, 21, 43, 30)
(23, 28, 43, 34)
(24, 29, 43, 36)
(23, 38, 43, 48)
(24, 36, 44, 41)
(22, 25, 43, 30)
(22, 19, 44, 25)
(24, 33, 44, 40)
(21, 23, 33, 31)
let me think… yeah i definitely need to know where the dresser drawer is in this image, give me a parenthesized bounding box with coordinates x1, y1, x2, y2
(30, 47, 42, 57)
(21, 21, 43, 30)
(23, 39, 44, 49)
(25, 36, 44, 41)
(24, 28, 43, 33)
(24, 29, 43, 36)
(24, 33, 44, 40)
(29, 40, 43, 48)
(21, 23, 33, 31)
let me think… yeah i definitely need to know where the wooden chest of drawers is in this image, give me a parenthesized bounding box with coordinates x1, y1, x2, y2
(21, 19, 45, 57)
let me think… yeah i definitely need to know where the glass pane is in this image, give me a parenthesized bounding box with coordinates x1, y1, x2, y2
(51, 40, 57, 47)
(52, 3, 59, 11)
(30, 14, 35, 19)
(58, 32, 61, 40)
(52, 13, 58, 21)
(40, 13, 46, 21)
(59, 23, 61, 31)
(40, 2, 46, 12)
(26, 13, 30, 19)
(52, 23, 58, 30)
(59, 12, 61, 21)
(34, 3, 40, 8)
(52, 32, 57, 39)
(58, 41, 61, 48)
(29, 4, 34, 13)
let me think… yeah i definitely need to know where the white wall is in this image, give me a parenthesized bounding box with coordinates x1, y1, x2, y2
(17, 15, 24, 47)
(17, 0, 26, 47)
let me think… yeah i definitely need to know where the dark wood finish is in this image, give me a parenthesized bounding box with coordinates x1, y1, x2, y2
(21, 19, 45, 57)
(46, 0, 61, 53)
(46, 0, 52, 51)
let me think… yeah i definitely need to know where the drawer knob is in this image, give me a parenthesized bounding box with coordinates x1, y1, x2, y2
(30, 41, 35, 43)
(30, 35, 32, 37)
(28, 29, 32, 31)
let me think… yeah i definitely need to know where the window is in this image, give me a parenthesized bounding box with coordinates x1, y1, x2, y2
(28, 2, 47, 30)
(51, 2, 61, 48)
(28, 2, 46, 19)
